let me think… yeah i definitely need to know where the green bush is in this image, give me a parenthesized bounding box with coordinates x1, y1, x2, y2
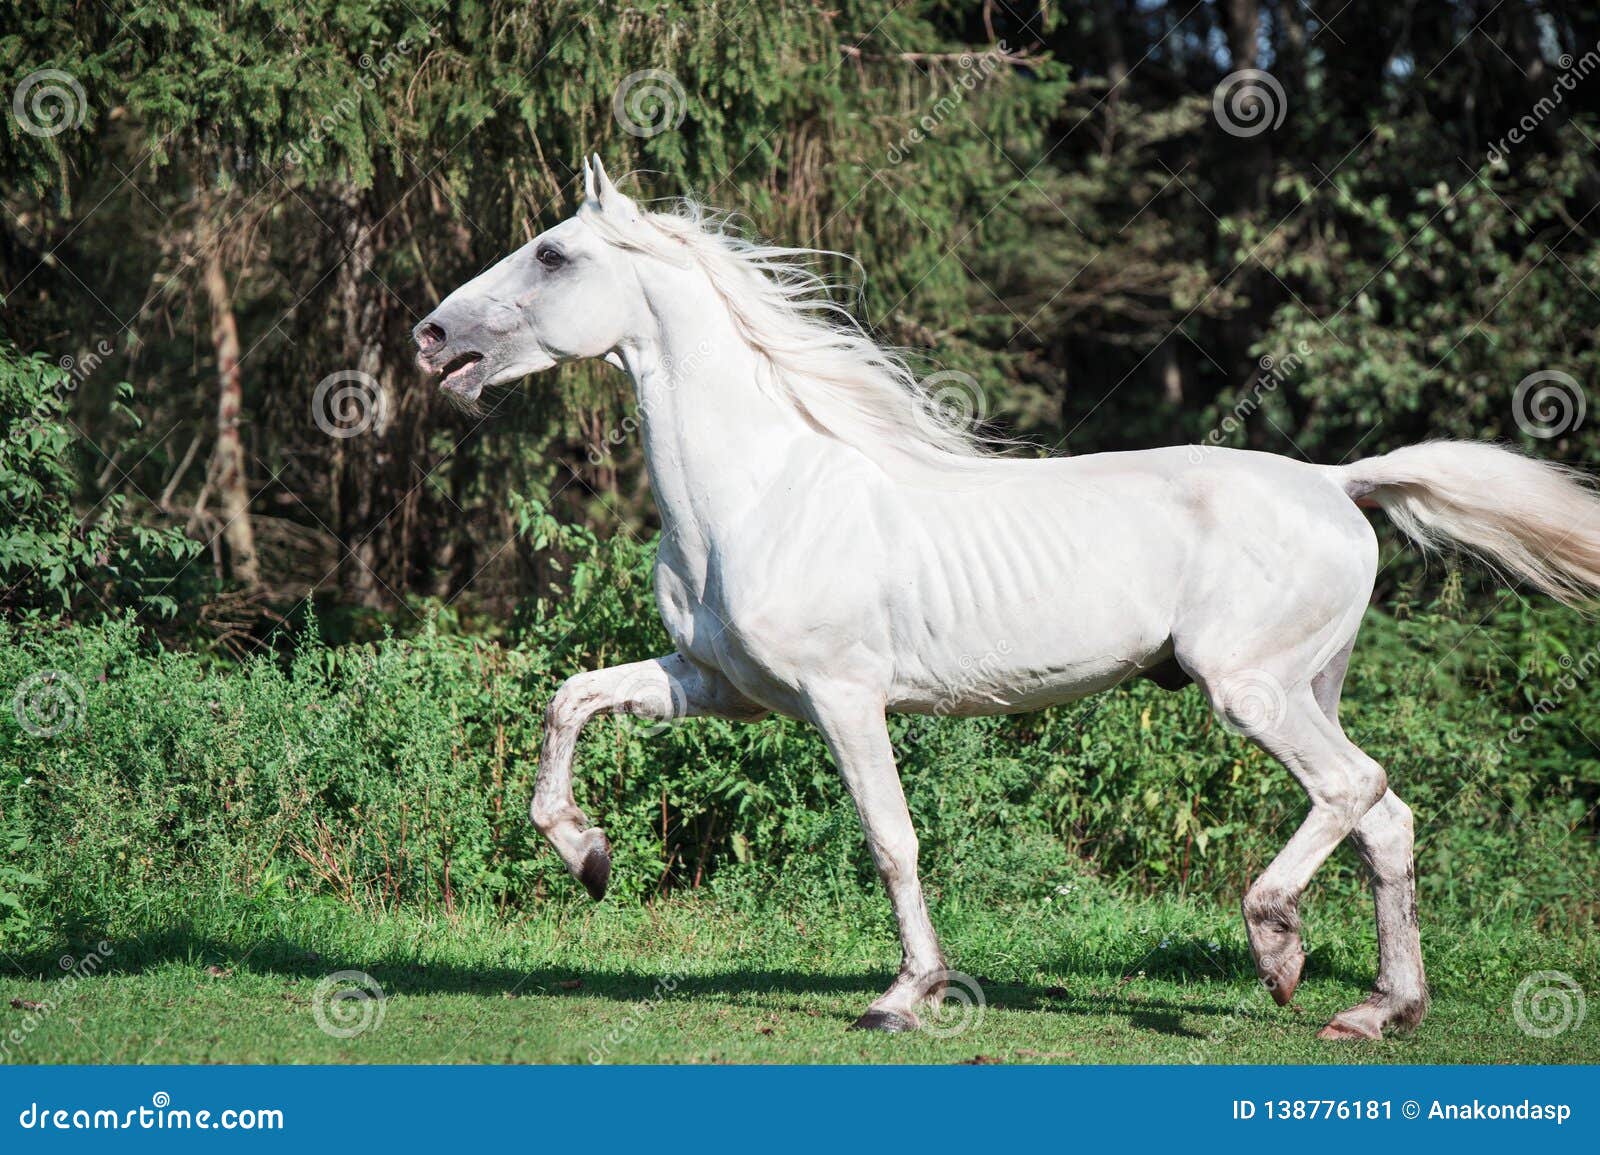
(2, 509, 1596, 951)
(0, 337, 198, 619)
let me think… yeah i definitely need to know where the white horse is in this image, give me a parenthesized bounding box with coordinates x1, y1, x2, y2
(414, 157, 1600, 1040)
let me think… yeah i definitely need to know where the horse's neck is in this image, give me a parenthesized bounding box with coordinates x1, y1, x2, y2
(622, 313, 812, 559)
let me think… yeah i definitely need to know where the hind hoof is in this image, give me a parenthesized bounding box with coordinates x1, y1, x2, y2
(1317, 1017, 1382, 1041)
(850, 1008, 919, 1033)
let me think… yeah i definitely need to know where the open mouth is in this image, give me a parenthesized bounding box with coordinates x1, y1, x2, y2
(436, 351, 486, 394)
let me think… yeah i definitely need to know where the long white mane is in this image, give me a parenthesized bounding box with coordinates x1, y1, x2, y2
(584, 198, 1003, 474)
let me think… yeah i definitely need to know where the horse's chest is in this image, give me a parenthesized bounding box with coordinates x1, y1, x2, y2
(651, 527, 881, 713)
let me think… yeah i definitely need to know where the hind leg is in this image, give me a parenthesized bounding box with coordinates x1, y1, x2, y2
(1207, 674, 1389, 1006)
(1317, 791, 1429, 1038)
(1310, 645, 1429, 1038)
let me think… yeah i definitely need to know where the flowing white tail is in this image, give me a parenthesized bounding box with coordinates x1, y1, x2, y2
(1335, 441, 1600, 608)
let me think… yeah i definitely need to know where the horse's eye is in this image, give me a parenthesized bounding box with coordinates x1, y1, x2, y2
(536, 246, 566, 270)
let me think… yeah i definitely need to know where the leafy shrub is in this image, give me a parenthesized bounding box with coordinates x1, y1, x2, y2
(2, 505, 1597, 952)
(0, 337, 198, 618)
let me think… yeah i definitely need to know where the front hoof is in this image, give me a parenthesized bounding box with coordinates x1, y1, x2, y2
(1260, 949, 1305, 1006)
(577, 831, 612, 901)
(850, 1008, 920, 1033)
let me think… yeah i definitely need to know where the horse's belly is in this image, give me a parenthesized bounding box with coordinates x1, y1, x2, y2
(884, 607, 1167, 715)
(881, 488, 1180, 715)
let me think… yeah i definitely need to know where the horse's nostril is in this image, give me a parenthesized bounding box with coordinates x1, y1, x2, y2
(415, 321, 446, 353)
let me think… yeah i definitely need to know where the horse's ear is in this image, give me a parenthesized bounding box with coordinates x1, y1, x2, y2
(581, 155, 599, 204)
(585, 154, 640, 221)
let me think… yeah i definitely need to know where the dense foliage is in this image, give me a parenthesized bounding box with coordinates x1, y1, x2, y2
(2, 521, 1596, 946)
(2, 2, 1598, 948)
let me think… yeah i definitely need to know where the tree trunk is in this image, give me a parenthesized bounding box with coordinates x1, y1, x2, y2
(332, 188, 391, 607)
(1094, 0, 1129, 154)
(201, 218, 259, 587)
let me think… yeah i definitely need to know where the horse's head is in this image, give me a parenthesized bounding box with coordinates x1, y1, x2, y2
(412, 156, 652, 403)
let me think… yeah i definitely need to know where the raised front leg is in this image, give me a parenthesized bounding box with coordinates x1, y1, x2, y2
(806, 693, 948, 1032)
(532, 653, 765, 899)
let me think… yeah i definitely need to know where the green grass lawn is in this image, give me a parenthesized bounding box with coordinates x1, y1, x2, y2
(1, 888, 1594, 1065)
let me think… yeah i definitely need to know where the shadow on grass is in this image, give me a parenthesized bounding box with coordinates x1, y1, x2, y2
(6, 926, 1312, 1031)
